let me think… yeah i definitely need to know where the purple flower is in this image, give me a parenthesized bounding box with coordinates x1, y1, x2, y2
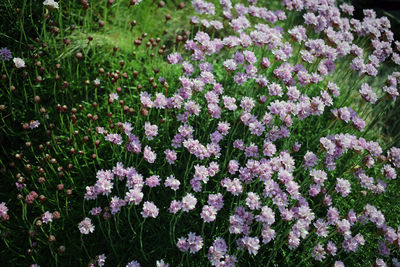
(78, 217, 95, 234)
(125, 189, 143, 205)
(126, 260, 141, 267)
(110, 196, 126, 214)
(245, 192, 261, 210)
(0, 48, 12, 61)
(96, 254, 106, 267)
(164, 175, 180, 191)
(105, 133, 123, 145)
(288, 26, 307, 42)
(143, 145, 156, 163)
(261, 226, 276, 244)
(239, 236, 260, 255)
(167, 53, 182, 64)
(256, 205, 275, 225)
(268, 83, 283, 96)
(42, 211, 53, 224)
(155, 259, 169, 267)
(145, 175, 160, 187)
(312, 243, 326, 262)
(89, 207, 102, 216)
(177, 232, 203, 254)
(169, 200, 182, 214)
(223, 59, 237, 71)
(141, 201, 159, 218)
(303, 151, 318, 169)
(164, 149, 177, 164)
(182, 193, 197, 212)
(144, 122, 158, 140)
(207, 193, 223, 210)
(29, 120, 40, 129)
(200, 205, 217, 222)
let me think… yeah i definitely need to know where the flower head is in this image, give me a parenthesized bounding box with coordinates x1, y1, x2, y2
(78, 217, 95, 234)
(43, 0, 59, 9)
(141, 201, 159, 218)
(0, 48, 12, 61)
(13, 57, 25, 68)
(42, 211, 53, 224)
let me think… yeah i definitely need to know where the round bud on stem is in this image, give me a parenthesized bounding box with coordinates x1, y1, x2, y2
(75, 52, 83, 60)
(158, 1, 165, 8)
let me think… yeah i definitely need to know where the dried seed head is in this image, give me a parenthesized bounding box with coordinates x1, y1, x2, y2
(48, 235, 56, 243)
(140, 107, 148, 116)
(103, 212, 111, 220)
(35, 76, 42, 84)
(158, 1, 165, 8)
(53, 211, 61, 220)
(38, 195, 46, 203)
(75, 52, 83, 60)
(28, 230, 37, 238)
(58, 245, 66, 254)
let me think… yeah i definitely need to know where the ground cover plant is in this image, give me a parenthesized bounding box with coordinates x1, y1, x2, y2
(1, 0, 400, 266)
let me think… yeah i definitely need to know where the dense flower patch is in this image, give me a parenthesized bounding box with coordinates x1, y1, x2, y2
(1, 0, 400, 266)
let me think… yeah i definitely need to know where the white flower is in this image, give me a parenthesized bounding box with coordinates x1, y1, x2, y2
(78, 217, 95, 234)
(43, 0, 59, 9)
(13, 57, 25, 68)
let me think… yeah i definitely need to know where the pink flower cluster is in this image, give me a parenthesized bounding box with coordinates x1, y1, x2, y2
(177, 232, 203, 254)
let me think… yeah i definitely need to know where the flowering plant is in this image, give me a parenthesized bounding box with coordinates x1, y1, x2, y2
(1, 0, 400, 266)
